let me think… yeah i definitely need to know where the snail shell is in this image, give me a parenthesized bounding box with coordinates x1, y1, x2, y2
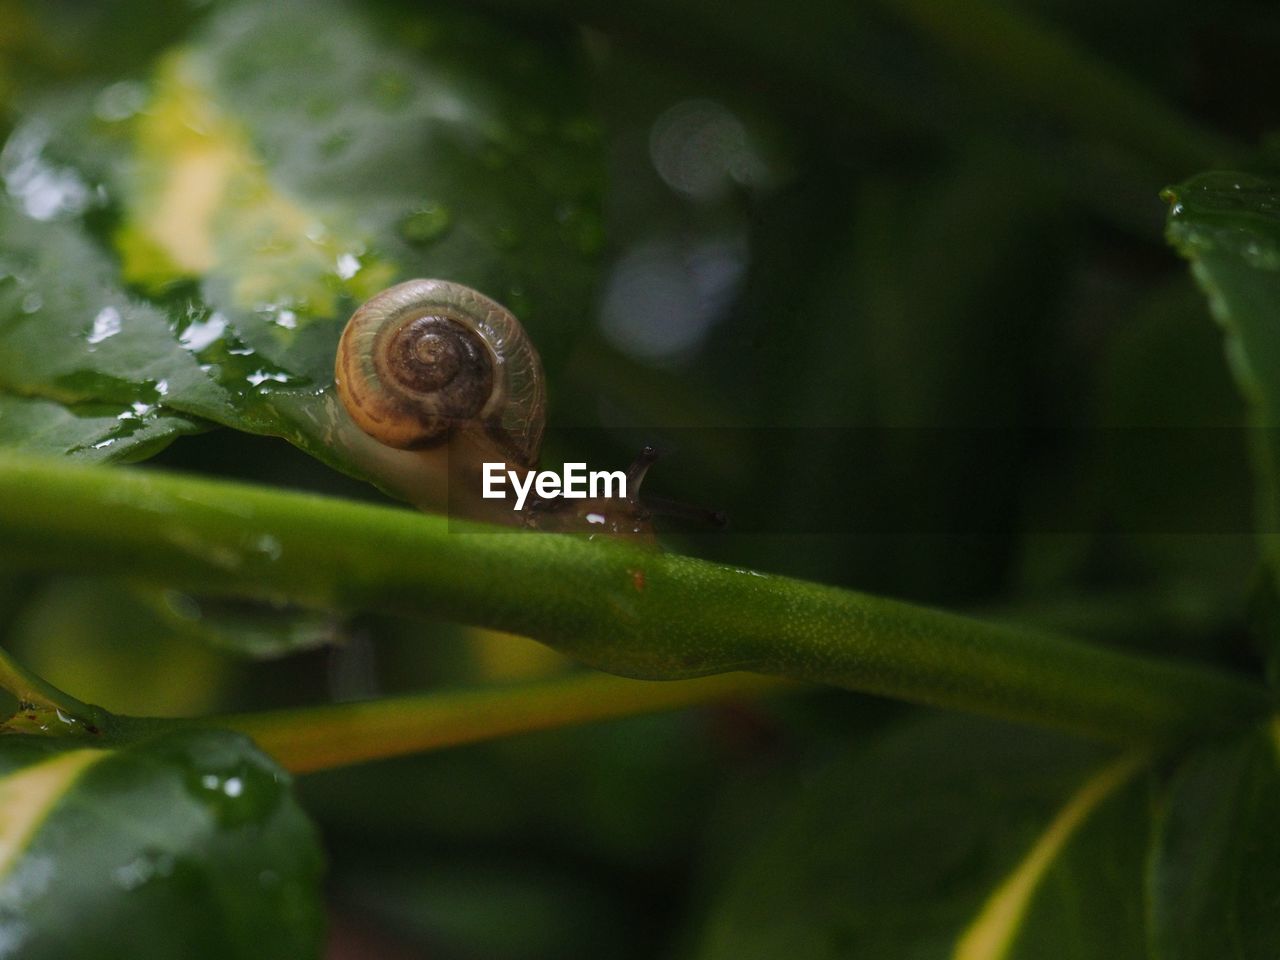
(334, 279, 545, 468)
(334, 280, 663, 540)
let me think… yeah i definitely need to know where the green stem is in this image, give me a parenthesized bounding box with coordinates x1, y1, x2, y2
(0, 644, 112, 736)
(0, 644, 93, 716)
(0, 452, 1271, 745)
(875, 0, 1244, 173)
(220, 671, 792, 774)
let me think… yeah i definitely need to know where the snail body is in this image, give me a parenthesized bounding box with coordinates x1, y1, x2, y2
(334, 279, 654, 537)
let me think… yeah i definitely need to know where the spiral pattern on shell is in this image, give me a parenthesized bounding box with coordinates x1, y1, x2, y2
(335, 279, 546, 467)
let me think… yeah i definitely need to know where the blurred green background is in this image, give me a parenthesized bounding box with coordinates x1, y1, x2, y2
(0, 0, 1274, 955)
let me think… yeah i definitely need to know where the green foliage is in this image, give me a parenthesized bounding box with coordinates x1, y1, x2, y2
(695, 717, 1148, 959)
(0, 729, 323, 959)
(1149, 723, 1280, 959)
(1164, 172, 1280, 668)
(0, 0, 599, 490)
(0, 0, 1278, 955)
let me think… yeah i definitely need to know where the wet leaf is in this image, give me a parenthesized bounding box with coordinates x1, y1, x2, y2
(693, 716, 1148, 959)
(0, 727, 323, 959)
(0, 0, 602, 497)
(0, 394, 207, 462)
(1164, 172, 1280, 668)
(1149, 721, 1280, 960)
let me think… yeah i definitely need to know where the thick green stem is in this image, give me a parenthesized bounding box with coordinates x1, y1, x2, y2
(0, 644, 112, 736)
(0, 645, 81, 713)
(875, 0, 1243, 173)
(0, 453, 1270, 745)
(220, 671, 792, 774)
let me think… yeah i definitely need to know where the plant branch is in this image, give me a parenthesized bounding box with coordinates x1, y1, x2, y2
(0, 644, 112, 736)
(0, 644, 92, 716)
(219, 671, 793, 774)
(0, 452, 1271, 745)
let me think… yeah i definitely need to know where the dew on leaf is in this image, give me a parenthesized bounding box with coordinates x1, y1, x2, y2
(86, 306, 123, 345)
(119, 400, 156, 420)
(246, 370, 295, 387)
(186, 758, 281, 828)
(1, 123, 94, 222)
(177, 310, 229, 353)
(334, 253, 360, 280)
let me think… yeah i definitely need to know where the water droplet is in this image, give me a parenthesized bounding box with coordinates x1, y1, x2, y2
(2, 122, 93, 221)
(246, 370, 293, 387)
(178, 311, 228, 352)
(118, 400, 155, 421)
(186, 759, 280, 827)
(399, 204, 452, 246)
(331, 252, 359, 280)
(1242, 239, 1280, 270)
(20, 292, 41, 314)
(87, 307, 123, 345)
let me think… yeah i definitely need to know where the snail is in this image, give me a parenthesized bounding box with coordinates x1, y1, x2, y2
(333, 279, 658, 535)
(335, 278, 545, 467)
